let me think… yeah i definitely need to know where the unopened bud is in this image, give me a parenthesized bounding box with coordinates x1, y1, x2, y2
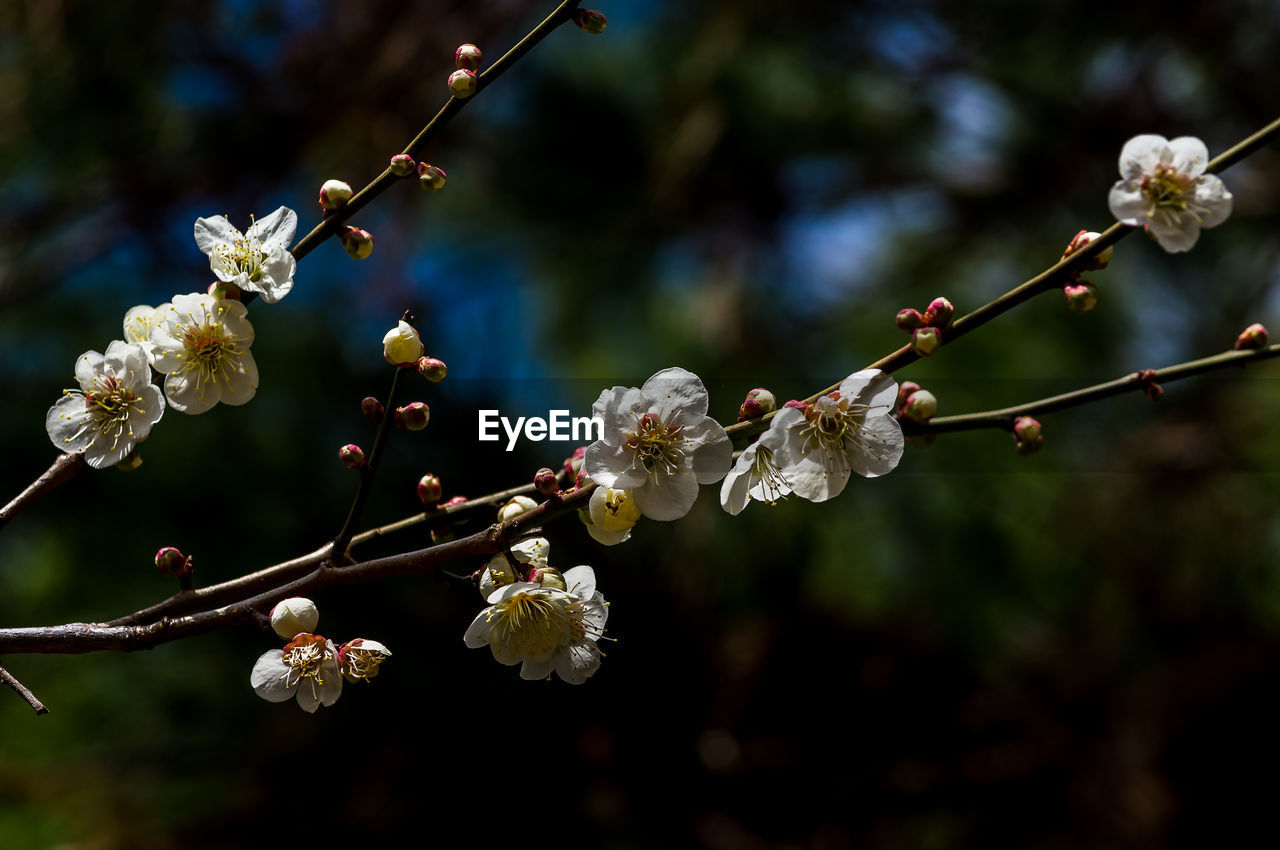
(383, 320, 424, 366)
(319, 179, 353, 211)
(1135, 369, 1163, 401)
(903, 389, 938, 423)
(1234, 322, 1269, 351)
(1062, 229, 1113, 270)
(1012, 416, 1043, 456)
(417, 473, 443, 507)
(447, 69, 477, 98)
(455, 43, 483, 71)
(896, 381, 921, 413)
(498, 495, 537, 522)
(896, 308, 924, 331)
(360, 396, 385, 422)
(1063, 282, 1099, 313)
(529, 566, 566, 591)
(925, 297, 954, 326)
(270, 597, 319, 640)
(737, 388, 777, 421)
(338, 444, 366, 469)
(208, 281, 243, 301)
(563, 446, 586, 480)
(417, 163, 447, 192)
(534, 467, 559, 497)
(418, 356, 448, 382)
(573, 8, 607, 33)
(154, 547, 192, 578)
(910, 326, 941, 356)
(389, 154, 416, 177)
(444, 496, 468, 508)
(397, 402, 430, 431)
(340, 225, 374, 260)
(784, 399, 808, 411)
(576, 470, 590, 490)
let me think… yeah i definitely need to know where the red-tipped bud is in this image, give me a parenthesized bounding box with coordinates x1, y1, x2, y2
(319, 179, 353, 211)
(534, 467, 560, 497)
(417, 163, 447, 192)
(1012, 416, 1044, 456)
(447, 69, 477, 98)
(417, 356, 448, 382)
(903, 389, 938, 423)
(154, 547, 192, 578)
(528, 566, 566, 590)
(338, 444, 366, 469)
(575, 470, 590, 490)
(417, 473, 443, 507)
(784, 399, 808, 411)
(361, 396, 385, 422)
(389, 154, 416, 177)
(910, 326, 942, 356)
(397, 402, 431, 431)
(925, 297, 954, 326)
(1063, 282, 1099, 314)
(563, 446, 587, 480)
(340, 225, 374, 260)
(455, 43, 483, 71)
(896, 308, 925, 331)
(573, 8, 607, 33)
(896, 381, 921, 413)
(208, 281, 243, 301)
(737, 388, 777, 421)
(1062, 229, 1113, 270)
(1234, 323, 1269, 351)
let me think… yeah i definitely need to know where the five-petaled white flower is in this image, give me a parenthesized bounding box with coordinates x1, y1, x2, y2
(719, 423, 792, 516)
(194, 206, 298, 303)
(250, 633, 343, 713)
(465, 565, 609, 684)
(584, 367, 732, 521)
(1107, 134, 1232, 253)
(46, 340, 165, 469)
(478, 537, 551, 599)
(150, 292, 258, 414)
(769, 370, 904, 502)
(122, 303, 171, 362)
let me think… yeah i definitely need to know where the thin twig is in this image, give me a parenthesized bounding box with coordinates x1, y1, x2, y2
(0, 453, 85, 532)
(0, 663, 49, 714)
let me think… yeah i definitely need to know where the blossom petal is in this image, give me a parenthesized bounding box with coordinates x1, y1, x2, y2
(684, 416, 733, 484)
(73, 350, 105, 390)
(464, 609, 494, 648)
(1168, 136, 1209, 178)
(640, 366, 710, 420)
(842, 369, 898, 412)
(631, 466, 700, 520)
(591, 386, 649, 444)
(252, 249, 296, 304)
(765, 407, 807, 469)
(165, 370, 222, 415)
(194, 215, 241, 256)
(248, 206, 298, 253)
(1108, 181, 1148, 226)
(848, 412, 905, 478)
(719, 447, 757, 516)
(250, 651, 296, 702)
(562, 565, 596, 599)
(782, 451, 852, 502)
(1192, 175, 1233, 228)
(1148, 218, 1200, 254)
(554, 641, 602, 684)
(519, 658, 553, 680)
(1118, 134, 1169, 181)
(46, 396, 94, 454)
(584, 441, 649, 489)
(218, 352, 259, 407)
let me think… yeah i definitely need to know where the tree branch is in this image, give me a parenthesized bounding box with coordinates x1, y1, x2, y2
(0, 663, 49, 714)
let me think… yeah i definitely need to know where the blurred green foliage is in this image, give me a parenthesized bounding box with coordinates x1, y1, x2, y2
(2, 0, 1280, 848)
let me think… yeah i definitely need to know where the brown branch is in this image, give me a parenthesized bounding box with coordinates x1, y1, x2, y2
(0, 663, 49, 714)
(0, 453, 85, 532)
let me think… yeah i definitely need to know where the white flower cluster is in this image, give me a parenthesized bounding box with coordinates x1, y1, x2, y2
(46, 208, 297, 468)
(251, 596, 391, 713)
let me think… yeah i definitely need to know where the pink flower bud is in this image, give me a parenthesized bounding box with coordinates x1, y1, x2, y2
(924, 297, 954, 326)
(1063, 283, 1099, 314)
(528, 566, 566, 590)
(784, 399, 808, 411)
(1234, 323, 1269, 351)
(270, 598, 319, 640)
(417, 163, 447, 192)
(910, 326, 942, 356)
(389, 154, 416, 177)
(397, 402, 430, 431)
(319, 179, 353, 211)
(361, 396, 385, 422)
(447, 69, 477, 98)
(563, 446, 587, 480)
(895, 381, 921, 413)
(737, 388, 777, 421)
(338, 444, 366, 469)
(1061, 229, 1113, 270)
(896, 308, 924, 331)
(154, 547, 192, 578)
(340, 225, 374, 260)
(534, 467, 560, 497)
(573, 8, 607, 33)
(1012, 416, 1044, 456)
(444, 496, 468, 508)
(417, 473, 443, 507)
(455, 43, 483, 71)
(417, 356, 448, 382)
(903, 389, 938, 423)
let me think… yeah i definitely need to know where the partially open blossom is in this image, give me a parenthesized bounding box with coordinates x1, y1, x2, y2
(194, 207, 297, 304)
(737, 388, 777, 421)
(910, 326, 941, 356)
(383, 320, 424, 366)
(585, 485, 641, 544)
(584, 367, 733, 521)
(455, 43, 483, 71)
(1235, 323, 1268, 351)
(720, 424, 791, 516)
(418, 163, 447, 192)
(149, 293, 258, 414)
(397, 402, 430, 431)
(447, 69, 477, 98)
(478, 537, 551, 599)
(337, 638, 391, 683)
(1108, 135, 1232, 253)
(418, 356, 447, 382)
(319, 179, 353, 211)
(768, 369, 904, 502)
(270, 597, 319, 640)
(251, 633, 342, 712)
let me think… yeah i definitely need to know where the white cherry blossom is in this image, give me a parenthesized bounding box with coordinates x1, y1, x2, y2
(194, 206, 297, 303)
(122, 303, 171, 361)
(584, 367, 732, 521)
(150, 292, 258, 414)
(1108, 134, 1232, 253)
(770, 370, 904, 502)
(250, 634, 343, 713)
(719, 422, 791, 516)
(584, 485, 640, 545)
(46, 340, 165, 469)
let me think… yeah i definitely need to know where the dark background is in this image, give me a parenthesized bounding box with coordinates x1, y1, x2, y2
(2, 1, 1279, 847)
